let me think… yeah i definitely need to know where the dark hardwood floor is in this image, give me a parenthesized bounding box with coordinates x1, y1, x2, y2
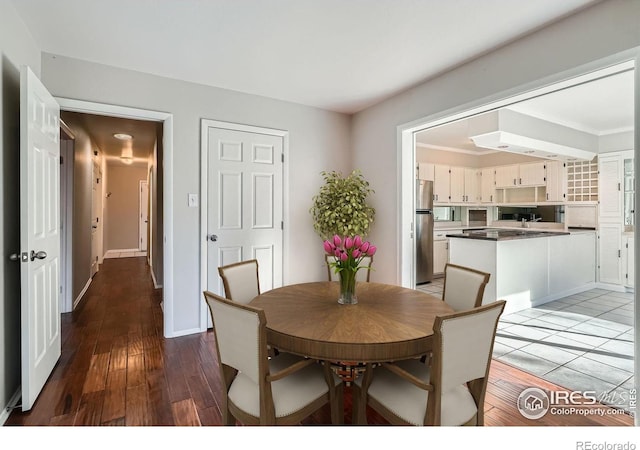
(5, 257, 633, 426)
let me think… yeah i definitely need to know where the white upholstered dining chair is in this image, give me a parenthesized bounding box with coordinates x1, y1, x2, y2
(218, 259, 260, 304)
(203, 291, 344, 425)
(442, 263, 490, 311)
(352, 300, 506, 426)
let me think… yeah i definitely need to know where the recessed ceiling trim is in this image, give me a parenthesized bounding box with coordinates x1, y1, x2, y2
(416, 142, 498, 156)
(469, 131, 597, 161)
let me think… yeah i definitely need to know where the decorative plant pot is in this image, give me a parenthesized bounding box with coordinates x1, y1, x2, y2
(338, 269, 358, 305)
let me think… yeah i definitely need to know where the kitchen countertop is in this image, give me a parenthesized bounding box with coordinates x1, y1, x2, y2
(446, 228, 570, 241)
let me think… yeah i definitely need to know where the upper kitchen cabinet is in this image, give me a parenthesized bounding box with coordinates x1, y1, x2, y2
(417, 162, 434, 181)
(599, 152, 628, 219)
(494, 164, 519, 188)
(544, 160, 567, 202)
(463, 168, 479, 203)
(433, 164, 450, 203)
(479, 167, 495, 203)
(519, 162, 546, 186)
(449, 166, 465, 203)
(436, 165, 478, 204)
(495, 162, 546, 188)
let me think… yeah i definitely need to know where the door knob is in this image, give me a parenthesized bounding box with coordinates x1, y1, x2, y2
(209, 234, 218, 242)
(30, 250, 47, 261)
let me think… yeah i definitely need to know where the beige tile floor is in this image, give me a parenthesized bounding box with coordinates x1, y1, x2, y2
(417, 277, 635, 413)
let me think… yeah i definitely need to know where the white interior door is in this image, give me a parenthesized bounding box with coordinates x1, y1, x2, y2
(202, 122, 284, 307)
(139, 180, 149, 252)
(90, 162, 101, 277)
(19, 66, 61, 411)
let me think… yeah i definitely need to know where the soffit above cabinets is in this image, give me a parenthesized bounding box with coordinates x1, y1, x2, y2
(468, 109, 599, 161)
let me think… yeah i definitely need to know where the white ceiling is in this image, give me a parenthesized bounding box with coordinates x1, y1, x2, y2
(11, 0, 598, 114)
(62, 111, 159, 162)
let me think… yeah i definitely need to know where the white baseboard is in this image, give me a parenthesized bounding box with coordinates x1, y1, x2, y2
(0, 388, 22, 426)
(502, 282, 597, 315)
(595, 282, 627, 293)
(150, 268, 163, 289)
(73, 278, 92, 309)
(104, 248, 141, 259)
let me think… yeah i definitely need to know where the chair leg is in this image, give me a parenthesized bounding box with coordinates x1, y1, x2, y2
(222, 408, 236, 426)
(351, 384, 368, 425)
(330, 383, 344, 425)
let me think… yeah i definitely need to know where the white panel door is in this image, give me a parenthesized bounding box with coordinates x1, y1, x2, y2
(19, 66, 61, 411)
(139, 180, 149, 252)
(204, 125, 284, 302)
(90, 162, 102, 276)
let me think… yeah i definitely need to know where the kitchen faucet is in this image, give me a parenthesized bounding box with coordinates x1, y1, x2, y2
(522, 215, 542, 227)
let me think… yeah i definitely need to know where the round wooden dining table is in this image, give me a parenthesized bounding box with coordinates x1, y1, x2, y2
(250, 281, 454, 364)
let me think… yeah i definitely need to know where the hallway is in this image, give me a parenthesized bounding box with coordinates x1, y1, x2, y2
(5, 258, 632, 426)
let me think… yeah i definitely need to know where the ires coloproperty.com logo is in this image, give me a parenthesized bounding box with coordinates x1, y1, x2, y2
(517, 387, 636, 419)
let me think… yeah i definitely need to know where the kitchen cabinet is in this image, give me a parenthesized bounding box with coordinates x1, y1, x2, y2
(545, 160, 567, 202)
(417, 162, 434, 181)
(463, 168, 479, 202)
(623, 235, 634, 288)
(449, 166, 478, 203)
(494, 165, 519, 188)
(598, 223, 623, 286)
(433, 164, 450, 203)
(597, 151, 633, 288)
(519, 162, 546, 186)
(599, 154, 624, 219)
(494, 162, 546, 189)
(433, 231, 449, 275)
(449, 166, 465, 203)
(479, 167, 495, 203)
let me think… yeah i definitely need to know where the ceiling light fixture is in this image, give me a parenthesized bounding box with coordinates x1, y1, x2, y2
(113, 133, 133, 140)
(120, 146, 134, 165)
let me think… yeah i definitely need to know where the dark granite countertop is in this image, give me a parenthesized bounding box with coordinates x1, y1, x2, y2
(445, 228, 570, 241)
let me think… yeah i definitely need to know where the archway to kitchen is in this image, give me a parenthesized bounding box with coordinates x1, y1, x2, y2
(399, 56, 637, 422)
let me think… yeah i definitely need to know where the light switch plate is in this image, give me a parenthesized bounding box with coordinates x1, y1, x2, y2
(188, 193, 198, 207)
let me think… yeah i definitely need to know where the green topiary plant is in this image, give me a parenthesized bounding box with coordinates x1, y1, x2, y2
(310, 169, 375, 240)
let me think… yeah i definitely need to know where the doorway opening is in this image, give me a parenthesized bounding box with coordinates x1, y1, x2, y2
(398, 57, 637, 422)
(56, 98, 174, 338)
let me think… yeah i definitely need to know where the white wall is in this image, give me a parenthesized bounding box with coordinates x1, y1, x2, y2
(351, 0, 640, 285)
(41, 54, 352, 336)
(0, 0, 42, 421)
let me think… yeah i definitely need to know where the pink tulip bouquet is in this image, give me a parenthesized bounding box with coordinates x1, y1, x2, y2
(323, 234, 376, 304)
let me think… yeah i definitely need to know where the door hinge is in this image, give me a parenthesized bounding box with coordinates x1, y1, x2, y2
(618, 249, 621, 258)
(281, 221, 284, 230)
(60, 156, 63, 165)
(281, 153, 284, 163)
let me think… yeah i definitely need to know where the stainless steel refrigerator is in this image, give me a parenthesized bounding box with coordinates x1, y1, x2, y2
(416, 180, 434, 284)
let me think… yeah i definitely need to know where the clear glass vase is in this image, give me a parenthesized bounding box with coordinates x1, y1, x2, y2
(338, 269, 358, 305)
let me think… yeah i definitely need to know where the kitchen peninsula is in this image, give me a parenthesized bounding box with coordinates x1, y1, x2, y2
(446, 228, 596, 314)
